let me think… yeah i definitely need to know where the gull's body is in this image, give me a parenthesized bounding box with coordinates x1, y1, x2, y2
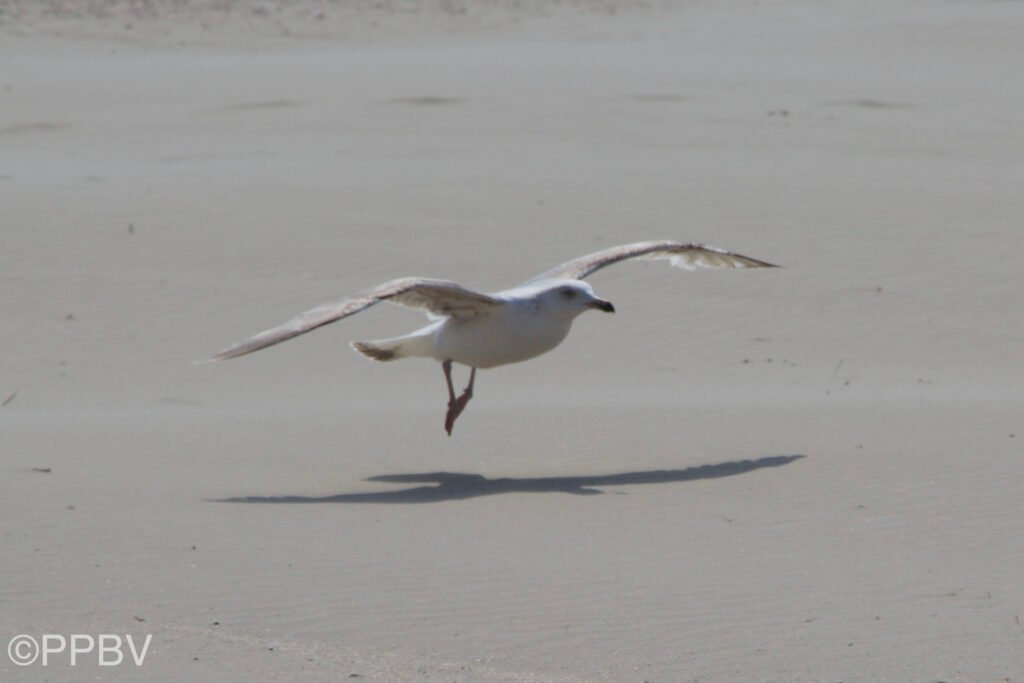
(210, 241, 777, 434)
(435, 287, 574, 368)
(363, 281, 590, 369)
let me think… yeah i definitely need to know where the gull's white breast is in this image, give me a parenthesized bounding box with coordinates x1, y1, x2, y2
(431, 298, 573, 369)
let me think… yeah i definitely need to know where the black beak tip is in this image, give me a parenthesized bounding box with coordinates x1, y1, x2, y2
(599, 300, 615, 313)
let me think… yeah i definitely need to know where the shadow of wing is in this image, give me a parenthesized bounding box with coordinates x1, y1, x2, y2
(215, 455, 804, 505)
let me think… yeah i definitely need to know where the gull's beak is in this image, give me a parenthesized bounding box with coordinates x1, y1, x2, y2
(589, 298, 615, 313)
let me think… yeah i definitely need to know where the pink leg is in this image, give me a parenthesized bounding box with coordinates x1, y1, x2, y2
(443, 362, 476, 436)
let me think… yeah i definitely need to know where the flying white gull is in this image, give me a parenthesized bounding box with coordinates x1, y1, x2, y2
(210, 241, 777, 434)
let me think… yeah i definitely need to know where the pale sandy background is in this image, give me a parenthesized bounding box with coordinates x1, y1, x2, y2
(3, 1, 1023, 681)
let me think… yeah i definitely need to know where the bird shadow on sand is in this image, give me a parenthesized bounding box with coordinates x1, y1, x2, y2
(215, 455, 804, 505)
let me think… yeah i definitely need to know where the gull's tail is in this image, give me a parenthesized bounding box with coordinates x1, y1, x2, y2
(351, 340, 403, 362)
(351, 325, 437, 363)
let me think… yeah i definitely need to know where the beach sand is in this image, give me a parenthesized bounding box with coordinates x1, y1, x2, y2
(3, 1, 1023, 680)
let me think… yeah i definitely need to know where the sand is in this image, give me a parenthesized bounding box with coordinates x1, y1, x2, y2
(3, 1, 1023, 680)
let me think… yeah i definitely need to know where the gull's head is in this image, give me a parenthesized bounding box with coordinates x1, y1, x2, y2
(535, 279, 615, 318)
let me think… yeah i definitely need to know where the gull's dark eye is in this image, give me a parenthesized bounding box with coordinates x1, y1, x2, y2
(560, 287, 576, 300)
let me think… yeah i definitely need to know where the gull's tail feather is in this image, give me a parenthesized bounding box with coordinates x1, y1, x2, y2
(351, 327, 436, 363)
(352, 340, 402, 362)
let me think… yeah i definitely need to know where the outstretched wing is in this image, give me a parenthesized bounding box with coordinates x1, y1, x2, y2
(524, 241, 778, 284)
(209, 277, 500, 361)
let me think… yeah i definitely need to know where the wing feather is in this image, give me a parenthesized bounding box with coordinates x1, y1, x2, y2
(525, 241, 778, 284)
(209, 277, 498, 361)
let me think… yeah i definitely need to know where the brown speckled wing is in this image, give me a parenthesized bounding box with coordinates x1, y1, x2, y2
(209, 277, 499, 361)
(525, 241, 778, 284)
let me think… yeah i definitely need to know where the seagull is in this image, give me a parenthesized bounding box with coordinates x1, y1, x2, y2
(210, 241, 777, 435)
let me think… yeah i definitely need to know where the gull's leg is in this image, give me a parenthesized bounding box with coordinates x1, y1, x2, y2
(443, 363, 476, 436)
(443, 360, 457, 404)
(443, 360, 458, 435)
